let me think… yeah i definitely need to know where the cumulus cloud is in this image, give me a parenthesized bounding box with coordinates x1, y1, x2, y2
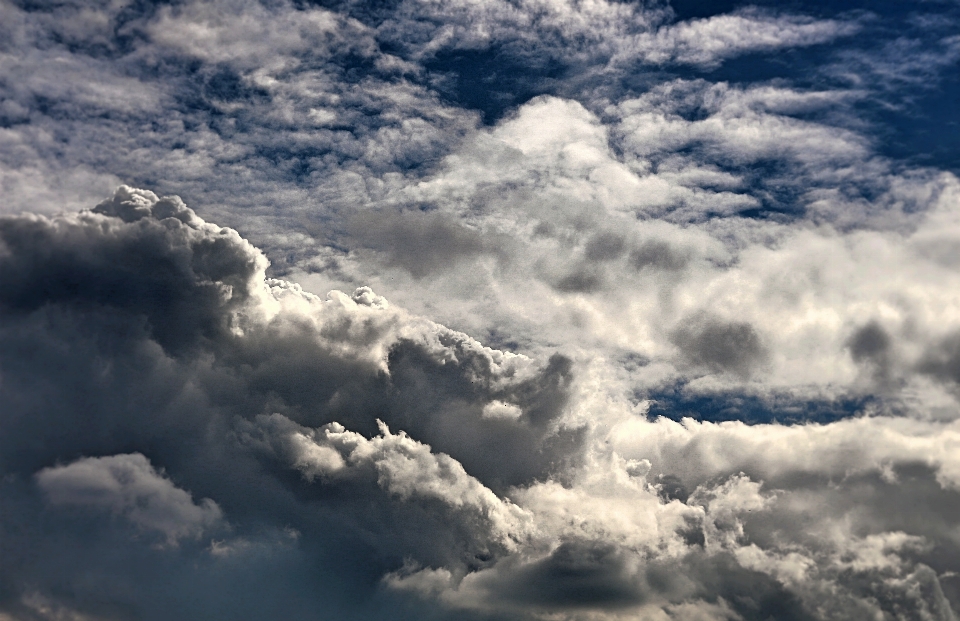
(248, 414, 534, 551)
(0, 187, 525, 616)
(36, 453, 222, 545)
(304, 87, 960, 415)
(2, 186, 960, 620)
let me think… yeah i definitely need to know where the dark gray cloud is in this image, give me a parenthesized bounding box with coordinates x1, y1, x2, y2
(555, 266, 604, 293)
(919, 332, 960, 388)
(503, 540, 651, 608)
(36, 453, 223, 546)
(348, 208, 489, 278)
(848, 320, 894, 385)
(584, 231, 626, 262)
(0, 187, 263, 356)
(849, 321, 892, 364)
(0, 191, 583, 493)
(630, 239, 690, 272)
(0, 189, 591, 619)
(670, 315, 768, 379)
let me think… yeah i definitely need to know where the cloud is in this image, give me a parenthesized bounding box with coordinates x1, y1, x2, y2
(670, 315, 768, 380)
(3, 0, 960, 618)
(383, 413, 960, 618)
(613, 80, 872, 179)
(827, 33, 960, 92)
(145, 0, 372, 68)
(0, 186, 573, 617)
(0, 186, 268, 356)
(301, 86, 960, 414)
(626, 10, 860, 68)
(919, 331, 960, 389)
(347, 208, 489, 278)
(2, 188, 960, 619)
(36, 453, 222, 545)
(248, 413, 534, 551)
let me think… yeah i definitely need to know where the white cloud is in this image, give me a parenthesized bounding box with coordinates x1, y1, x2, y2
(608, 414, 960, 491)
(625, 10, 860, 68)
(146, 0, 374, 68)
(251, 413, 535, 551)
(482, 400, 523, 420)
(614, 80, 870, 171)
(290, 90, 960, 418)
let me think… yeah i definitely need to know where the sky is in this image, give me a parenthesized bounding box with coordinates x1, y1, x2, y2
(2, 0, 960, 619)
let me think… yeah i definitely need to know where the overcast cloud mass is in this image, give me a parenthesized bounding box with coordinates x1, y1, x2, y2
(2, 0, 960, 619)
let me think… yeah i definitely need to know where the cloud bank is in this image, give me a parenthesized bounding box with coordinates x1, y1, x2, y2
(3, 185, 960, 620)
(2, 0, 960, 619)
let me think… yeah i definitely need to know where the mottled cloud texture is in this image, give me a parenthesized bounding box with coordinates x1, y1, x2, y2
(2, 0, 960, 619)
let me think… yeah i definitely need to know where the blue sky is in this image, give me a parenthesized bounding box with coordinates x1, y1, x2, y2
(3, 1, 960, 619)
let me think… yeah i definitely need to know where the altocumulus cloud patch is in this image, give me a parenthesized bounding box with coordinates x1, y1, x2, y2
(3, 0, 960, 619)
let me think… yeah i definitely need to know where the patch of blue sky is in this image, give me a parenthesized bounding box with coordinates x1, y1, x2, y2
(645, 384, 878, 424)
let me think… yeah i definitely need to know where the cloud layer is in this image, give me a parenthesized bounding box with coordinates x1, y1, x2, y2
(1, 185, 959, 620)
(2, 0, 960, 619)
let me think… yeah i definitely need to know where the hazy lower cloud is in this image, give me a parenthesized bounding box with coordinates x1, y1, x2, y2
(37, 453, 223, 546)
(2, 0, 960, 619)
